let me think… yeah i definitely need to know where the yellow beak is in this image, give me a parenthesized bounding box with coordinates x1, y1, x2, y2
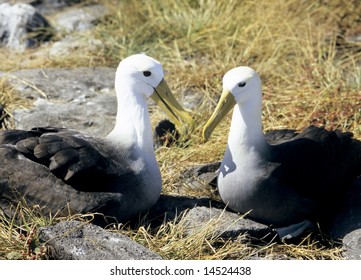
(202, 88, 236, 141)
(151, 79, 194, 133)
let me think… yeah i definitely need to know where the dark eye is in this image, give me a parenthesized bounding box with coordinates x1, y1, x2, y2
(238, 82, 246, 87)
(143, 71, 151, 77)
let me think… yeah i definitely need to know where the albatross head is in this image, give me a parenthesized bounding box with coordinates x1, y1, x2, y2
(115, 54, 194, 132)
(202, 66, 261, 141)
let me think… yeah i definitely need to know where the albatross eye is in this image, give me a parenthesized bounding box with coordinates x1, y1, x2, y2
(238, 82, 246, 87)
(143, 71, 152, 77)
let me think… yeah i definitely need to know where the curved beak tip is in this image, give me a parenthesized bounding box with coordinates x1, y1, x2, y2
(202, 128, 210, 142)
(152, 79, 194, 135)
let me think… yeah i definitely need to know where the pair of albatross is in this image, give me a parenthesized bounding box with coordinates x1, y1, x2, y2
(1, 55, 361, 239)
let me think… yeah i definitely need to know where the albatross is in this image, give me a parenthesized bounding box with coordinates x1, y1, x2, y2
(203, 66, 361, 239)
(0, 54, 193, 222)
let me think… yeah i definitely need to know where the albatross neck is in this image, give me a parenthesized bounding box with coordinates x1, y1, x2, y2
(228, 93, 267, 153)
(107, 85, 155, 156)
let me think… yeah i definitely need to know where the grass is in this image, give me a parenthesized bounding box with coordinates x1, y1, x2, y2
(0, 77, 33, 130)
(0, 201, 53, 260)
(1, 0, 361, 259)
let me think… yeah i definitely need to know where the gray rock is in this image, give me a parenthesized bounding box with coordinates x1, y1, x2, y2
(0, 3, 53, 51)
(1, 67, 115, 100)
(14, 96, 116, 137)
(180, 87, 203, 110)
(146, 195, 276, 241)
(48, 35, 102, 58)
(145, 194, 225, 226)
(347, 34, 361, 43)
(31, 0, 83, 15)
(52, 4, 108, 32)
(342, 229, 361, 260)
(181, 161, 220, 190)
(182, 206, 276, 240)
(39, 220, 162, 260)
(0, 67, 117, 137)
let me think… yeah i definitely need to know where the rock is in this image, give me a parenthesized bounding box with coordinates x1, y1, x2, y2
(180, 87, 203, 110)
(0, 3, 53, 51)
(1, 67, 115, 100)
(14, 96, 116, 137)
(52, 4, 108, 32)
(31, 0, 83, 15)
(0, 67, 117, 137)
(6, 251, 23, 260)
(49, 35, 103, 58)
(182, 206, 276, 240)
(145, 194, 276, 241)
(38, 220, 162, 260)
(183, 161, 221, 177)
(342, 229, 361, 260)
(145, 194, 225, 227)
(181, 161, 220, 190)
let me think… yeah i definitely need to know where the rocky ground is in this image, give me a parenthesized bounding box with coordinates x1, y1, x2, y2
(1, 0, 361, 260)
(2, 61, 361, 259)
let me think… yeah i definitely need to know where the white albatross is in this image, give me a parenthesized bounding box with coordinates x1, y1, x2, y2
(0, 54, 193, 223)
(203, 66, 361, 239)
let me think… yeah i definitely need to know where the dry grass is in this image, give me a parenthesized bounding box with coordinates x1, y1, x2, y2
(116, 211, 257, 260)
(0, 78, 32, 129)
(1, 0, 361, 259)
(107, 210, 343, 260)
(0, 201, 54, 260)
(0, 200, 98, 260)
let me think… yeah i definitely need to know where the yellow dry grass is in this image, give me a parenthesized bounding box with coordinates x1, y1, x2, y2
(1, 0, 361, 259)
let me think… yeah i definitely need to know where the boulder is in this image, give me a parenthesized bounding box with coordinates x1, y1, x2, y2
(48, 35, 102, 58)
(0, 67, 117, 137)
(1, 67, 115, 101)
(52, 4, 108, 32)
(181, 161, 220, 190)
(145, 194, 225, 227)
(182, 206, 276, 240)
(342, 229, 361, 260)
(31, 0, 83, 15)
(0, 3, 53, 51)
(145, 194, 276, 241)
(39, 220, 162, 260)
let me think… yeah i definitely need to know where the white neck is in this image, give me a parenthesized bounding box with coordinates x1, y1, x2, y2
(106, 79, 154, 157)
(227, 92, 267, 154)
